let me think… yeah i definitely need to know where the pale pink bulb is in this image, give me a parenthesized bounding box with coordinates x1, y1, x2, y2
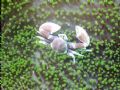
(38, 22, 61, 38)
(75, 25, 90, 47)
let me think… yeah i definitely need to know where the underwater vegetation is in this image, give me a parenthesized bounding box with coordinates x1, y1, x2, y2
(1, 0, 120, 90)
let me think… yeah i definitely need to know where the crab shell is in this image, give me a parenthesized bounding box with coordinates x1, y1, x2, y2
(51, 37, 67, 53)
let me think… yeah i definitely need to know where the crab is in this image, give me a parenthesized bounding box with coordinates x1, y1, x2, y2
(36, 22, 91, 63)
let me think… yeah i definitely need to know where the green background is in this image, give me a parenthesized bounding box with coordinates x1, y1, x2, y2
(1, 0, 120, 90)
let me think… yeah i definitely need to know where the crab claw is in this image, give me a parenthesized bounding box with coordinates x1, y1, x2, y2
(38, 22, 61, 39)
(68, 42, 85, 49)
(75, 25, 90, 48)
(68, 26, 90, 50)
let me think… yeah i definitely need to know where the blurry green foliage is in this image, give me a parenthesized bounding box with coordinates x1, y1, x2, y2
(1, 0, 120, 90)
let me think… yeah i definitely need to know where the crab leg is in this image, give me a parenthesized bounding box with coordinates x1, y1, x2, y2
(67, 52, 76, 63)
(68, 49, 84, 56)
(36, 35, 46, 41)
(36, 36, 50, 45)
